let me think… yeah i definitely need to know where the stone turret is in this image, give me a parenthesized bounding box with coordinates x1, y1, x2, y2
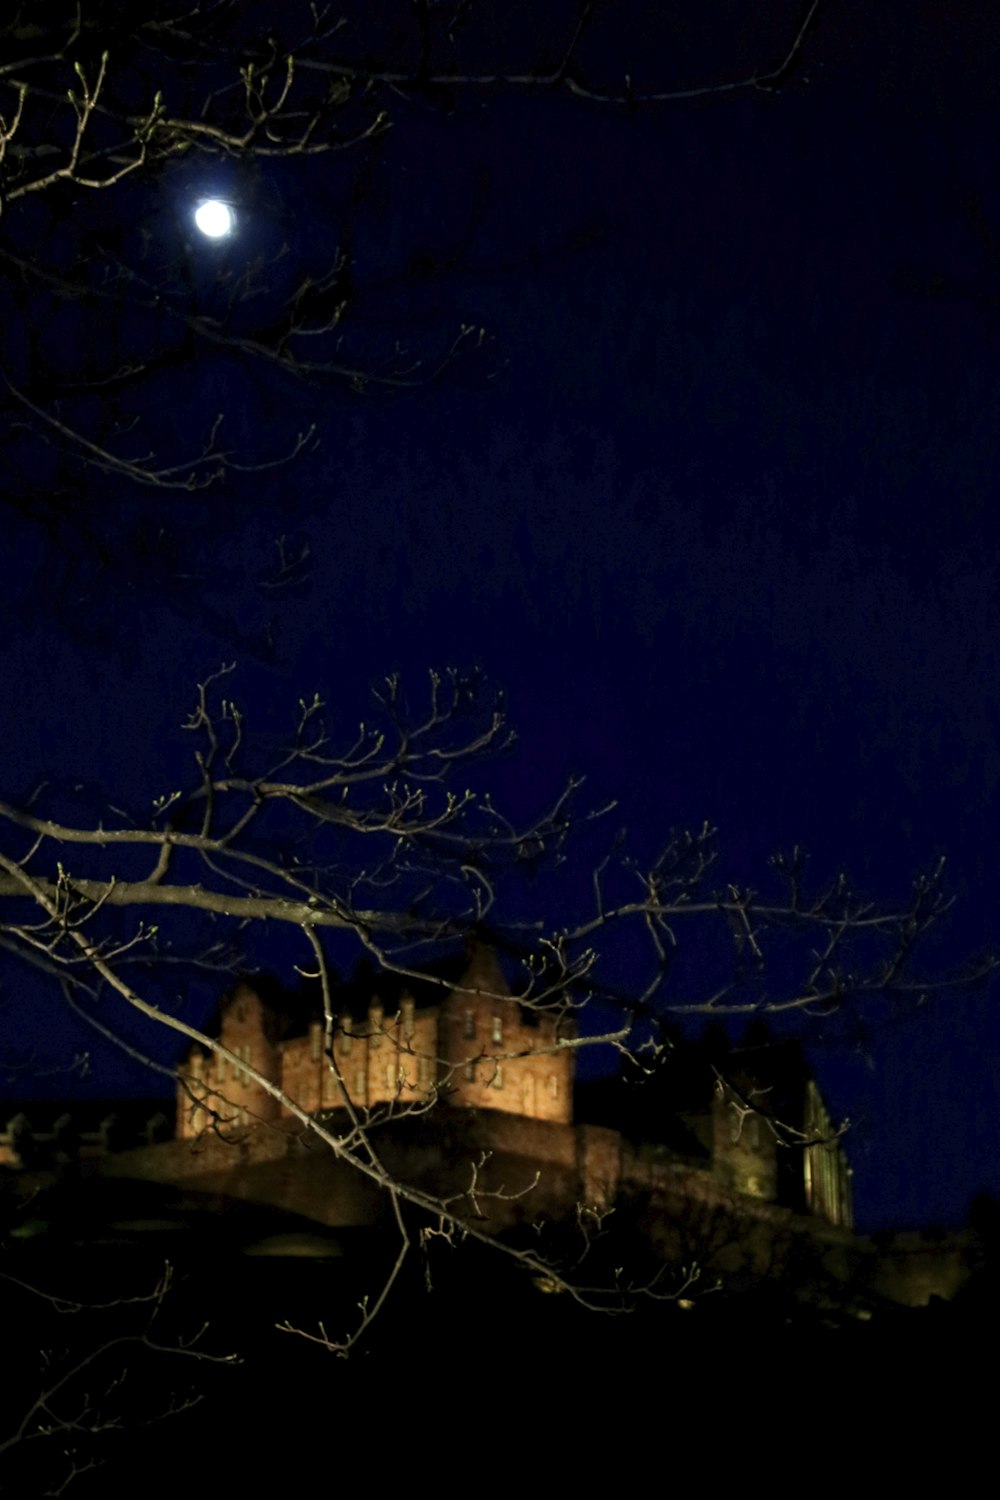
(177, 980, 282, 1139)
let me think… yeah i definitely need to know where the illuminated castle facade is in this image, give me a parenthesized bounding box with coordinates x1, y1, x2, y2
(177, 941, 574, 1141)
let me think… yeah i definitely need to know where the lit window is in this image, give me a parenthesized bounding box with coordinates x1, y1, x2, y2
(402, 1000, 416, 1040)
(355, 1069, 365, 1099)
(340, 1023, 352, 1055)
(418, 1056, 431, 1088)
(492, 1064, 504, 1090)
(464, 1011, 476, 1039)
(385, 1064, 396, 1090)
(464, 1061, 476, 1083)
(549, 1075, 559, 1100)
(492, 1016, 503, 1045)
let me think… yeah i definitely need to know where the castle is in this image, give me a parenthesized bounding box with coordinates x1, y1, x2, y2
(176, 940, 574, 1140)
(3, 941, 882, 1300)
(2, 942, 854, 1232)
(160, 939, 857, 1255)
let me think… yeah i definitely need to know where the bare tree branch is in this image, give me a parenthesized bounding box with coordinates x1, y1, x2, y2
(0, 667, 988, 1349)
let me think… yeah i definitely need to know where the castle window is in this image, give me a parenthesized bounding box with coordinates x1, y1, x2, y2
(310, 1026, 322, 1063)
(464, 1061, 476, 1083)
(464, 1011, 476, 1039)
(385, 1064, 396, 1090)
(402, 1000, 415, 1041)
(491, 1064, 504, 1090)
(370, 1006, 384, 1048)
(339, 1023, 352, 1055)
(355, 1069, 365, 1099)
(492, 1015, 503, 1045)
(549, 1075, 559, 1100)
(418, 1056, 431, 1088)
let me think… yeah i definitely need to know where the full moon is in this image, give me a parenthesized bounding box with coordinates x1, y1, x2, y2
(194, 199, 235, 238)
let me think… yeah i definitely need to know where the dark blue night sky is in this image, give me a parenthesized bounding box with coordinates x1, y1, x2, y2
(2, 2, 998, 1232)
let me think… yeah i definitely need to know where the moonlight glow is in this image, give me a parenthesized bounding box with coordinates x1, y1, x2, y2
(194, 199, 234, 238)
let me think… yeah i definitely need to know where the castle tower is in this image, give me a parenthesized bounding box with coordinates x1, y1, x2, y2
(177, 979, 282, 1139)
(440, 940, 573, 1123)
